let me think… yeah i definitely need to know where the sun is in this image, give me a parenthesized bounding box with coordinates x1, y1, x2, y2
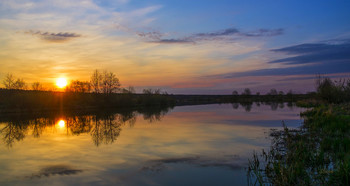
(56, 78, 68, 88)
(57, 119, 66, 128)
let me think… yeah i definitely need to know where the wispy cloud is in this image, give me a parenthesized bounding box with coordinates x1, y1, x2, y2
(150, 39, 194, 44)
(139, 27, 284, 44)
(194, 27, 283, 38)
(25, 30, 81, 42)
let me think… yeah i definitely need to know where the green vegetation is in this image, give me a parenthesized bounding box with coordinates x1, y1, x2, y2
(248, 77, 350, 186)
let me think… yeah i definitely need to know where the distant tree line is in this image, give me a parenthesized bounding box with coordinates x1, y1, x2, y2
(1, 70, 169, 95)
(2, 70, 139, 94)
(232, 88, 293, 96)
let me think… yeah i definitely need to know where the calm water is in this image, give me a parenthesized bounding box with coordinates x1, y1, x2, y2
(0, 103, 304, 186)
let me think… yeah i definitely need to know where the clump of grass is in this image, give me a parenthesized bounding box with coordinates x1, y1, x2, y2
(248, 104, 350, 185)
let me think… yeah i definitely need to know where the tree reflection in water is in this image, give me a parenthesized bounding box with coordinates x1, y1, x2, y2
(0, 106, 173, 148)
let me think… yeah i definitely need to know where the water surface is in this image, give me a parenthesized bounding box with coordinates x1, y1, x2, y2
(0, 103, 304, 185)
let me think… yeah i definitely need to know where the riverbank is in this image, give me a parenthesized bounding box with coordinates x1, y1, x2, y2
(248, 103, 350, 185)
(0, 89, 315, 114)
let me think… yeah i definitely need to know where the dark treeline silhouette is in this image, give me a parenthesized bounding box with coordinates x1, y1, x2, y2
(171, 93, 313, 106)
(0, 105, 173, 148)
(0, 89, 175, 113)
(0, 88, 314, 114)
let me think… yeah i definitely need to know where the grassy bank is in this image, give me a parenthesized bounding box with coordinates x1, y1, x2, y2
(248, 103, 350, 185)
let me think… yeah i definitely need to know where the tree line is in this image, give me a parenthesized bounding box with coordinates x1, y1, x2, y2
(2, 70, 136, 94)
(232, 88, 293, 96)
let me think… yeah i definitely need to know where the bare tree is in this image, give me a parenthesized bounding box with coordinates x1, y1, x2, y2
(242, 88, 251, 96)
(14, 79, 26, 89)
(127, 86, 135, 94)
(3, 73, 15, 89)
(90, 70, 102, 93)
(3, 73, 26, 89)
(66, 80, 91, 93)
(32, 82, 44, 91)
(101, 71, 120, 94)
(268, 88, 278, 95)
(232, 90, 238, 95)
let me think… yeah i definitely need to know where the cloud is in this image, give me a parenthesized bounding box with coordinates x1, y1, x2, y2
(242, 28, 284, 37)
(150, 39, 194, 44)
(209, 39, 350, 78)
(269, 41, 350, 65)
(194, 28, 240, 37)
(194, 27, 283, 38)
(142, 27, 284, 44)
(136, 31, 163, 40)
(25, 30, 81, 42)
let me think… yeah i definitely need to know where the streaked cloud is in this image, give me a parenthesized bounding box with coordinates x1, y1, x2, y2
(25, 30, 81, 42)
(138, 27, 284, 44)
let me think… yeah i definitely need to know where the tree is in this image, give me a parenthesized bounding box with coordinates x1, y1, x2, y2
(121, 86, 136, 94)
(91, 69, 102, 93)
(268, 88, 278, 95)
(278, 91, 284, 95)
(66, 80, 91, 93)
(232, 90, 238, 95)
(101, 71, 120, 94)
(13, 78, 26, 89)
(90, 70, 121, 94)
(242, 88, 251, 96)
(32, 82, 44, 91)
(287, 90, 293, 95)
(3, 73, 15, 89)
(2, 73, 26, 89)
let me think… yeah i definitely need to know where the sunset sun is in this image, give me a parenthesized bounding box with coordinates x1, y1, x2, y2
(56, 78, 68, 88)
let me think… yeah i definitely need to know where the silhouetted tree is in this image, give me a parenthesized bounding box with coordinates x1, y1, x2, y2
(268, 88, 278, 95)
(143, 88, 161, 95)
(90, 69, 103, 93)
(90, 70, 121, 94)
(32, 82, 44, 91)
(102, 71, 121, 94)
(242, 88, 251, 96)
(121, 86, 135, 94)
(232, 90, 238, 95)
(278, 91, 284, 95)
(127, 86, 136, 94)
(3, 73, 15, 89)
(66, 80, 91, 93)
(13, 78, 26, 89)
(2, 73, 26, 89)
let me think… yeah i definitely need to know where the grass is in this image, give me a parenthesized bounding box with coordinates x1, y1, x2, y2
(248, 103, 350, 185)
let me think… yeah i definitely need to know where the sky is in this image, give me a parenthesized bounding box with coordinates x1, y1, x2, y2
(0, 0, 349, 94)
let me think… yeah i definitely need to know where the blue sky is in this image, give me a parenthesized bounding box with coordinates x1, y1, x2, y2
(0, 0, 349, 94)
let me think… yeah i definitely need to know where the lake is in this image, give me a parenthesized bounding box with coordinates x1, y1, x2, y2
(0, 103, 304, 186)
